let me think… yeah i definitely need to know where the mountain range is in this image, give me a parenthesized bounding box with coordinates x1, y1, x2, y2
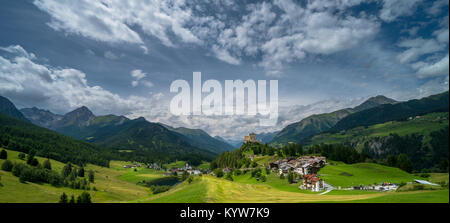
(270, 95, 397, 145)
(19, 104, 232, 156)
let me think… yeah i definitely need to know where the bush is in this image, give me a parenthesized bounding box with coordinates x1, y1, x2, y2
(261, 175, 267, 182)
(214, 169, 224, 178)
(1, 160, 13, 171)
(43, 159, 52, 170)
(419, 173, 430, 178)
(150, 185, 171, 194)
(225, 173, 233, 181)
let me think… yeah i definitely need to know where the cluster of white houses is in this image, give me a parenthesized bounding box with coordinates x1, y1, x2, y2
(165, 163, 202, 176)
(269, 156, 327, 191)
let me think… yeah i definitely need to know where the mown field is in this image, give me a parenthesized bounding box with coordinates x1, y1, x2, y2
(1, 149, 448, 203)
(309, 112, 449, 150)
(318, 162, 424, 187)
(138, 175, 449, 203)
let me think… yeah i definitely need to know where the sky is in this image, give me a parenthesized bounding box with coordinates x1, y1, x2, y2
(0, 0, 449, 140)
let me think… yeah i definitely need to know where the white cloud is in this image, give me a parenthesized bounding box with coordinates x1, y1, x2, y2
(416, 54, 449, 78)
(379, 0, 422, 22)
(130, 69, 153, 88)
(211, 45, 240, 65)
(104, 51, 119, 60)
(33, 0, 380, 76)
(33, 0, 200, 49)
(0, 45, 152, 115)
(397, 38, 443, 63)
(0, 45, 36, 59)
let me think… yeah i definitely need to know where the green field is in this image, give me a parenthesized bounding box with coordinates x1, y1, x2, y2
(310, 112, 449, 150)
(1, 149, 448, 203)
(318, 162, 424, 187)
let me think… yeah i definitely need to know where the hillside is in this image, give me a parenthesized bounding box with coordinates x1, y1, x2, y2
(83, 117, 217, 163)
(21, 106, 227, 159)
(20, 106, 219, 163)
(0, 112, 111, 166)
(318, 162, 419, 187)
(163, 125, 233, 153)
(308, 112, 449, 148)
(0, 95, 29, 122)
(0, 149, 150, 203)
(270, 95, 397, 145)
(331, 91, 449, 132)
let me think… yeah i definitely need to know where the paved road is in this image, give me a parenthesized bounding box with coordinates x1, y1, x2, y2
(318, 182, 335, 195)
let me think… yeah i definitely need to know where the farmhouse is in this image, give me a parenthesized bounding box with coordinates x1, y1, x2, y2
(300, 174, 324, 192)
(269, 156, 326, 176)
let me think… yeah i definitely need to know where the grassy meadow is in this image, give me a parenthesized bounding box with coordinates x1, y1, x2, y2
(1, 149, 448, 203)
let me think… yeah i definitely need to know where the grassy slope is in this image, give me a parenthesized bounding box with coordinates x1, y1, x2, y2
(318, 162, 423, 187)
(139, 175, 448, 203)
(0, 149, 151, 203)
(1, 149, 448, 203)
(310, 112, 448, 150)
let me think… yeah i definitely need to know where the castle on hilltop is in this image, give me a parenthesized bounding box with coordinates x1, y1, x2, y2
(244, 133, 261, 144)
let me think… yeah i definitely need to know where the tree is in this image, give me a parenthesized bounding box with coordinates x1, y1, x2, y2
(29, 158, 39, 167)
(26, 150, 36, 165)
(261, 175, 267, 182)
(59, 193, 68, 203)
(181, 171, 189, 181)
(287, 172, 295, 184)
(43, 159, 52, 170)
(225, 172, 233, 181)
(77, 192, 92, 203)
(88, 170, 95, 183)
(397, 154, 413, 173)
(187, 176, 193, 184)
(69, 195, 75, 204)
(78, 167, 85, 177)
(18, 152, 25, 160)
(214, 169, 224, 178)
(1, 160, 13, 171)
(62, 163, 73, 178)
(0, 149, 7, 159)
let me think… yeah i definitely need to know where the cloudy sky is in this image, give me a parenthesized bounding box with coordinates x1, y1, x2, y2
(0, 0, 449, 140)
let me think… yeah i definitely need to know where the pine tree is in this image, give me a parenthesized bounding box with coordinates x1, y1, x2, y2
(0, 149, 7, 159)
(59, 193, 68, 203)
(43, 159, 52, 170)
(88, 170, 95, 183)
(69, 195, 75, 204)
(62, 163, 73, 178)
(78, 167, 85, 177)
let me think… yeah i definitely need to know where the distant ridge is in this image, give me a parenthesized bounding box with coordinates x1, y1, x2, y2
(270, 95, 398, 145)
(331, 91, 449, 132)
(0, 95, 29, 122)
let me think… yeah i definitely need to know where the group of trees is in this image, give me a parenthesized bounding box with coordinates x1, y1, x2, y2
(59, 192, 92, 203)
(362, 127, 449, 172)
(61, 162, 95, 190)
(1, 150, 96, 189)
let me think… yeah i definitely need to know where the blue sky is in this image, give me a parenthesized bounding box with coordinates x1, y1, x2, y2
(0, 0, 448, 140)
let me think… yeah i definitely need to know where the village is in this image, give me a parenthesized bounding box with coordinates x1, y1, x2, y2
(123, 162, 204, 176)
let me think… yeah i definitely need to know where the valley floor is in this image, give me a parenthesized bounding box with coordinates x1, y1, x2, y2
(0, 149, 448, 203)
